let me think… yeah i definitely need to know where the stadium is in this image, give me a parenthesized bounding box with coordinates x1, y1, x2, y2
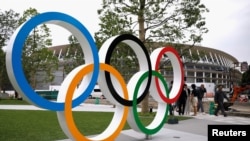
(40, 44, 243, 93)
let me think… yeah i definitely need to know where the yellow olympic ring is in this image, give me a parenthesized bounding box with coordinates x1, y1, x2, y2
(59, 63, 129, 141)
(6, 12, 184, 141)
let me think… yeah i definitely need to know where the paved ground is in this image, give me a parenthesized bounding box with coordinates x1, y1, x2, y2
(1, 101, 250, 141)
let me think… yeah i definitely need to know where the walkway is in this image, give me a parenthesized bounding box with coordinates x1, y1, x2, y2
(1, 102, 250, 141)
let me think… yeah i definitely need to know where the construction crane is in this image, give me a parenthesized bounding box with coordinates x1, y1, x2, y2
(230, 84, 250, 103)
(224, 84, 250, 110)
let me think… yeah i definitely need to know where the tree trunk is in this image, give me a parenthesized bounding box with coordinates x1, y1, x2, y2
(138, 1, 149, 113)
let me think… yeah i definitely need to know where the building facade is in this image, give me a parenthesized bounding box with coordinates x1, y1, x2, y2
(159, 45, 242, 89)
(36, 44, 243, 90)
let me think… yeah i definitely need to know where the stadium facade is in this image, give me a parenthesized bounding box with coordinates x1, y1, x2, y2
(37, 44, 243, 90)
(159, 45, 242, 89)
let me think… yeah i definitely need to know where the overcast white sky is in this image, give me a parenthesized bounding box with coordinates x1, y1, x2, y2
(201, 0, 250, 65)
(1, 0, 250, 65)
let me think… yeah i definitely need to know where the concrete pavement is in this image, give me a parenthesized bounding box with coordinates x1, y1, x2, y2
(1, 103, 250, 141)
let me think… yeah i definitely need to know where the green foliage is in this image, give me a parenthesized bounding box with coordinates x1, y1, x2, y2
(97, 0, 208, 45)
(95, 9, 133, 48)
(0, 9, 20, 91)
(94, 0, 209, 113)
(0, 8, 58, 90)
(0, 9, 20, 46)
(0, 49, 9, 91)
(63, 35, 85, 75)
(99, 41, 139, 82)
(241, 66, 250, 84)
(94, 0, 209, 79)
(19, 8, 58, 88)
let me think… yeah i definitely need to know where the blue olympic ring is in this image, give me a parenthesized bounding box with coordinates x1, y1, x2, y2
(6, 11, 185, 140)
(6, 12, 99, 111)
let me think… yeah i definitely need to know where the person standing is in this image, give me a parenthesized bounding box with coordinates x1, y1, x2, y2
(190, 84, 198, 116)
(178, 84, 189, 115)
(214, 84, 230, 117)
(168, 81, 174, 115)
(184, 84, 191, 115)
(197, 84, 207, 114)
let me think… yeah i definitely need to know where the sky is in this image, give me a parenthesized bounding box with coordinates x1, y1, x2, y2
(201, 0, 250, 66)
(1, 0, 250, 66)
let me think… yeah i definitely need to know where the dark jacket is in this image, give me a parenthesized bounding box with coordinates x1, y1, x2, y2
(198, 87, 207, 100)
(191, 84, 198, 97)
(214, 90, 229, 104)
(178, 87, 190, 102)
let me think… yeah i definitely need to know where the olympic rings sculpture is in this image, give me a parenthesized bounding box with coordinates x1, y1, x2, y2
(6, 12, 184, 141)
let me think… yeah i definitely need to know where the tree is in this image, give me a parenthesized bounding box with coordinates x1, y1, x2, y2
(0, 48, 9, 93)
(95, 0, 209, 113)
(0, 9, 20, 46)
(242, 65, 250, 85)
(19, 8, 58, 88)
(94, 8, 138, 83)
(62, 35, 85, 77)
(0, 9, 20, 92)
(95, 9, 133, 47)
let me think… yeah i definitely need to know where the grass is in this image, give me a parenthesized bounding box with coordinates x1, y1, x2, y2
(0, 110, 66, 141)
(0, 99, 192, 141)
(0, 99, 30, 105)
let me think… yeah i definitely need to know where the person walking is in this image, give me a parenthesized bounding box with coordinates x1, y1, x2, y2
(190, 84, 198, 116)
(178, 84, 189, 115)
(197, 84, 207, 114)
(214, 84, 230, 117)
